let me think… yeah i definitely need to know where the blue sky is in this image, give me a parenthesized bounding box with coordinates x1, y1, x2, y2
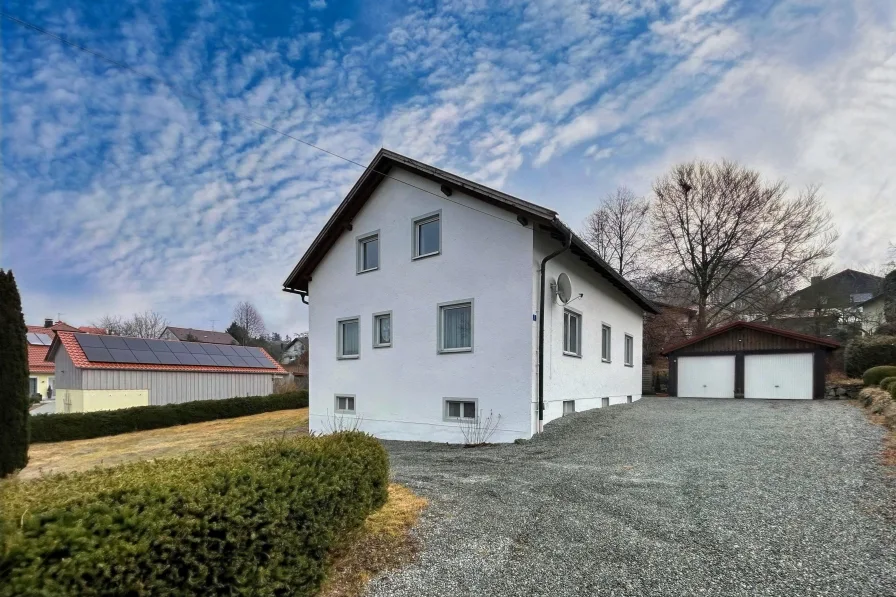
(2, 0, 894, 335)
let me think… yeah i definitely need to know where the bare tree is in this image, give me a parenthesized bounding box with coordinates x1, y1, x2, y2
(94, 310, 169, 338)
(649, 160, 837, 334)
(232, 301, 265, 340)
(583, 186, 650, 280)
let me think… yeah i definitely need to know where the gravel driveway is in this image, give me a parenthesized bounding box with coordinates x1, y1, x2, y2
(369, 398, 896, 597)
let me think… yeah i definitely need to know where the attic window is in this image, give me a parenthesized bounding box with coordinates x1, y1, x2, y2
(413, 211, 441, 259)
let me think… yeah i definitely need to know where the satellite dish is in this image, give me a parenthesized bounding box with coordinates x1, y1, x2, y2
(557, 273, 572, 304)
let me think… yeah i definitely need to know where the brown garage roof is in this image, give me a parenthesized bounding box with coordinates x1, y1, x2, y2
(661, 321, 840, 355)
(162, 326, 237, 345)
(282, 148, 658, 314)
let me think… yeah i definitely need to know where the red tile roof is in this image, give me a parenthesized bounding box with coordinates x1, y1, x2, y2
(53, 332, 287, 375)
(78, 326, 107, 335)
(28, 344, 55, 373)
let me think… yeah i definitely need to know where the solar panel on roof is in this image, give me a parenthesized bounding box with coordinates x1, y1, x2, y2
(218, 345, 237, 356)
(133, 350, 161, 364)
(143, 339, 172, 352)
(175, 352, 200, 366)
(228, 355, 250, 367)
(107, 348, 138, 363)
(246, 347, 266, 358)
(27, 332, 52, 346)
(124, 338, 150, 352)
(211, 355, 232, 366)
(186, 343, 207, 354)
(75, 333, 106, 348)
(252, 357, 276, 369)
(101, 336, 129, 350)
(203, 344, 223, 355)
(168, 342, 189, 353)
(193, 354, 216, 366)
(82, 346, 114, 363)
(232, 346, 253, 357)
(154, 352, 181, 365)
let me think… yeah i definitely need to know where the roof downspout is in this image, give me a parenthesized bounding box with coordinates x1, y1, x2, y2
(282, 287, 309, 304)
(537, 222, 572, 433)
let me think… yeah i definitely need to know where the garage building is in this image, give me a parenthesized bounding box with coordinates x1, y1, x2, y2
(48, 332, 286, 413)
(663, 322, 839, 400)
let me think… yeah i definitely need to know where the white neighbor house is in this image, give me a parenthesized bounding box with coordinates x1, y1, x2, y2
(283, 149, 658, 443)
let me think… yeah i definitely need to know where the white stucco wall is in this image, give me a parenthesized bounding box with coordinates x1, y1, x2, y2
(534, 230, 645, 431)
(308, 167, 535, 443)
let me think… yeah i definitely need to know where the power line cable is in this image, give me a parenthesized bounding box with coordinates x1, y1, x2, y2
(0, 11, 525, 228)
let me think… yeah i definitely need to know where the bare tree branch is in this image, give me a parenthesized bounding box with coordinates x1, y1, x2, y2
(232, 301, 266, 340)
(94, 310, 169, 338)
(649, 160, 838, 333)
(582, 186, 650, 281)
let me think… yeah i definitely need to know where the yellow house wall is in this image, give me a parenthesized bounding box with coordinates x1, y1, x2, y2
(28, 373, 54, 399)
(54, 389, 149, 413)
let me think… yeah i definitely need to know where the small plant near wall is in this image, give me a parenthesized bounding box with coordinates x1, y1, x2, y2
(459, 410, 502, 446)
(321, 410, 363, 434)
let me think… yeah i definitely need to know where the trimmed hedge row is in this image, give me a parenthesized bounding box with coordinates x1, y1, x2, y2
(0, 431, 389, 596)
(846, 335, 896, 378)
(862, 366, 896, 388)
(30, 391, 308, 444)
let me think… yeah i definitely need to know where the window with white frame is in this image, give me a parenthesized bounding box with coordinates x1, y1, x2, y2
(563, 400, 576, 416)
(335, 395, 355, 413)
(445, 399, 476, 420)
(373, 312, 392, 348)
(413, 211, 441, 258)
(357, 232, 379, 273)
(337, 317, 360, 358)
(438, 300, 472, 353)
(563, 309, 582, 356)
(624, 334, 634, 367)
(601, 324, 612, 362)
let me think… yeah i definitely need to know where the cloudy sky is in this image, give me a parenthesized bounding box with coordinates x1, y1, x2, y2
(2, 0, 893, 336)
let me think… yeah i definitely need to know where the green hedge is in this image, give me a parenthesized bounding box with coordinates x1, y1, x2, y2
(30, 391, 308, 444)
(863, 366, 896, 387)
(0, 431, 388, 596)
(880, 377, 896, 392)
(845, 335, 896, 378)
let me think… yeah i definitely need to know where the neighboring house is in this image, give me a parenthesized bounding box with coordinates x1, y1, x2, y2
(48, 332, 286, 413)
(858, 293, 887, 334)
(27, 319, 107, 400)
(282, 149, 657, 443)
(160, 326, 237, 345)
(280, 336, 308, 364)
(663, 321, 839, 400)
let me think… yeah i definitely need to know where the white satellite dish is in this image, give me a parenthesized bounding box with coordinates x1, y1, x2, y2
(556, 273, 572, 304)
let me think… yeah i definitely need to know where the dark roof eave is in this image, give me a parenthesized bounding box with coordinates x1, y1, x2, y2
(660, 321, 840, 355)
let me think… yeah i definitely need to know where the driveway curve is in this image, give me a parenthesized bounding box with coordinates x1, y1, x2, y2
(371, 398, 895, 597)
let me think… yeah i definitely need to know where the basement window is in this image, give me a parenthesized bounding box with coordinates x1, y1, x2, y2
(335, 395, 355, 414)
(601, 397, 610, 408)
(563, 400, 576, 416)
(627, 395, 633, 403)
(444, 399, 477, 421)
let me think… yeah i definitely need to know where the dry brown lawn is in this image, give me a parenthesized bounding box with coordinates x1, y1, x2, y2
(320, 484, 428, 597)
(19, 408, 309, 479)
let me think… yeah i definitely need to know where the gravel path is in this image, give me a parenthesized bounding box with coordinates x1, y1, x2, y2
(369, 398, 896, 597)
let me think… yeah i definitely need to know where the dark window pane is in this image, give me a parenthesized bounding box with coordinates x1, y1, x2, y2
(363, 238, 379, 270)
(448, 402, 460, 418)
(418, 218, 440, 255)
(463, 402, 476, 419)
(378, 316, 391, 344)
(347, 397, 355, 411)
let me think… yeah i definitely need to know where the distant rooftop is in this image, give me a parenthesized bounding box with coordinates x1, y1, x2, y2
(162, 326, 237, 345)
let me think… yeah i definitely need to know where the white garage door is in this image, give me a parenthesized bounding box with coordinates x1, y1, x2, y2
(745, 353, 813, 399)
(677, 356, 735, 398)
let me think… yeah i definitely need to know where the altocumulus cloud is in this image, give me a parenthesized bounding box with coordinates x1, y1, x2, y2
(2, 0, 893, 333)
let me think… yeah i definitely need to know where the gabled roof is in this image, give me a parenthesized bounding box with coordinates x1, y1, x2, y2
(162, 326, 237, 345)
(50, 332, 286, 375)
(282, 148, 658, 314)
(661, 321, 840, 355)
(28, 344, 55, 373)
(786, 269, 883, 308)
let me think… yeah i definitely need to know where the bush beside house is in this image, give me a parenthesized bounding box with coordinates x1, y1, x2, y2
(862, 366, 896, 387)
(31, 391, 308, 443)
(845, 336, 896, 377)
(0, 432, 388, 597)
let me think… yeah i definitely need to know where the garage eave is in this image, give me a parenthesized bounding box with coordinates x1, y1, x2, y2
(661, 321, 840, 356)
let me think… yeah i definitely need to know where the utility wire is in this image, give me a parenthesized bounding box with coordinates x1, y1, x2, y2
(0, 11, 525, 228)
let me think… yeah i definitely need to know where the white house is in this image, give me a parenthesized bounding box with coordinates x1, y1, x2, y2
(283, 149, 657, 443)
